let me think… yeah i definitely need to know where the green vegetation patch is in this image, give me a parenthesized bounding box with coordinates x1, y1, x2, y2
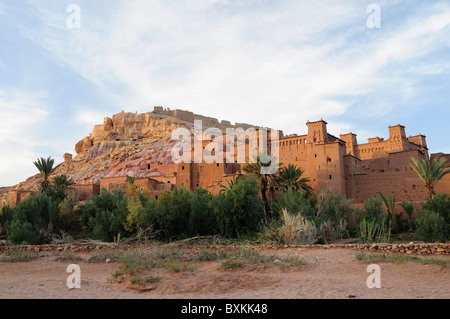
(356, 252, 449, 268)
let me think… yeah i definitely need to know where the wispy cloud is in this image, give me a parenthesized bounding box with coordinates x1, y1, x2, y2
(0, 90, 49, 185)
(17, 1, 450, 131)
(75, 109, 106, 130)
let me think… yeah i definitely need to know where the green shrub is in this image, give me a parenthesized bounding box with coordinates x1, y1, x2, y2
(273, 187, 315, 220)
(156, 187, 192, 240)
(53, 191, 82, 236)
(399, 201, 417, 232)
(315, 191, 352, 242)
(357, 216, 391, 243)
(214, 177, 264, 238)
(78, 188, 129, 242)
(317, 191, 352, 223)
(422, 193, 450, 227)
(188, 188, 217, 236)
(125, 196, 158, 233)
(354, 197, 384, 226)
(0, 204, 13, 236)
(8, 220, 38, 245)
(8, 193, 60, 244)
(415, 210, 447, 242)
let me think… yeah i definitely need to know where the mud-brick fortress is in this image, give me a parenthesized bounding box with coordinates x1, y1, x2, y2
(5, 107, 450, 207)
(278, 119, 448, 202)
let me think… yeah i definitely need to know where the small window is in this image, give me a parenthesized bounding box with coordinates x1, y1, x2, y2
(168, 181, 171, 184)
(182, 166, 185, 171)
(217, 163, 220, 167)
(315, 154, 317, 158)
(148, 164, 151, 170)
(329, 175, 332, 180)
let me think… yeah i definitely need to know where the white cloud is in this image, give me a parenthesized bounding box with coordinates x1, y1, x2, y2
(75, 109, 106, 131)
(10, 0, 450, 151)
(0, 90, 49, 186)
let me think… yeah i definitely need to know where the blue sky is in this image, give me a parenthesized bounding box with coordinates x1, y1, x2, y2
(0, 0, 449, 186)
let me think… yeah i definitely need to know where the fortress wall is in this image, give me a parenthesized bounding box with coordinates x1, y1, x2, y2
(346, 170, 428, 203)
(355, 140, 391, 160)
(345, 149, 431, 203)
(433, 154, 450, 194)
(71, 184, 100, 201)
(313, 142, 346, 195)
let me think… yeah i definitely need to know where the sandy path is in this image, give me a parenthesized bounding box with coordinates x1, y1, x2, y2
(0, 248, 448, 299)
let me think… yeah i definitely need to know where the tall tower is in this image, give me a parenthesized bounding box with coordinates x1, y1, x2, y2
(340, 133, 357, 156)
(388, 124, 407, 152)
(307, 119, 328, 144)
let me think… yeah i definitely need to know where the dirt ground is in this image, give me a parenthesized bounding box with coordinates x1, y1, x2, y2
(0, 248, 448, 299)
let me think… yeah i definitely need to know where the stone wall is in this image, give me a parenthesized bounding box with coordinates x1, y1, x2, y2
(257, 243, 449, 255)
(0, 243, 448, 256)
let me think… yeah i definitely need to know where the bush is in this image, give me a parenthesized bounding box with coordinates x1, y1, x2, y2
(188, 188, 217, 236)
(273, 187, 315, 220)
(214, 177, 264, 238)
(156, 187, 192, 240)
(278, 209, 302, 245)
(78, 188, 129, 242)
(0, 204, 13, 236)
(357, 217, 391, 243)
(8, 220, 38, 245)
(276, 209, 319, 245)
(415, 210, 447, 242)
(319, 219, 349, 243)
(124, 196, 158, 233)
(53, 190, 82, 236)
(399, 201, 417, 232)
(316, 191, 352, 242)
(422, 193, 450, 227)
(8, 193, 60, 244)
(353, 197, 391, 243)
(354, 197, 384, 226)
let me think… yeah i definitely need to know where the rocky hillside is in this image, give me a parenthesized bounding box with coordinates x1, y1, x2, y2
(1, 107, 259, 203)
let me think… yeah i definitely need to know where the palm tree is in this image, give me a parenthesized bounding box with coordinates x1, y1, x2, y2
(275, 164, 314, 198)
(242, 154, 280, 216)
(53, 174, 75, 190)
(399, 200, 417, 232)
(410, 156, 450, 200)
(220, 175, 240, 194)
(378, 191, 397, 230)
(50, 174, 75, 201)
(33, 156, 55, 192)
